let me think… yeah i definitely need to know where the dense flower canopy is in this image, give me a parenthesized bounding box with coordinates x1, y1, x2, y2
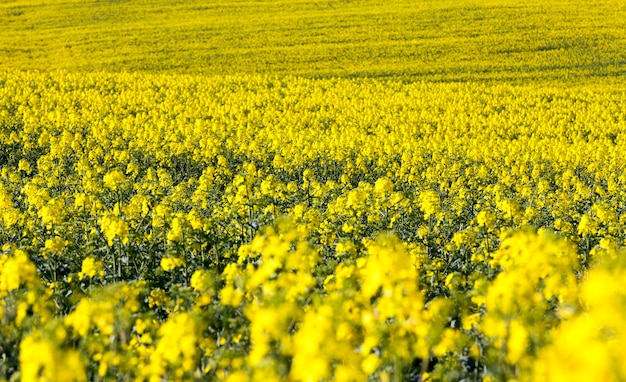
(1, 70, 626, 380)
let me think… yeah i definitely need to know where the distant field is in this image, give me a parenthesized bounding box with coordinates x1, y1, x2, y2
(1, 0, 626, 81)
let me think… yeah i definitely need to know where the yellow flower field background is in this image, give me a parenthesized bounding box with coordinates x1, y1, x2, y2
(1, 0, 626, 381)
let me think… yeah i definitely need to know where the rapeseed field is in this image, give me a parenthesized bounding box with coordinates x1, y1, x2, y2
(1, 0, 626, 381)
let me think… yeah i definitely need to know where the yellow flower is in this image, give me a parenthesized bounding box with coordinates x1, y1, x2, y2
(220, 285, 243, 306)
(0, 249, 39, 292)
(79, 257, 105, 279)
(103, 169, 126, 191)
(100, 213, 129, 246)
(148, 289, 169, 308)
(38, 198, 65, 227)
(74, 193, 92, 209)
(577, 214, 597, 236)
(374, 177, 393, 195)
(65, 300, 93, 336)
(506, 319, 528, 364)
(291, 307, 333, 382)
(160, 256, 185, 271)
(190, 269, 213, 293)
(146, 313, 198, 378)
(20, 331, 86, 382)
(342, 221, 355, 233)
(361, 354, 381, 375)
(496, 199, 520, 220)
(166, 216, 185, 242)
(65, 297, 115, 337)
(225, 371, 249, 382)
(419, 190, 440, 219)
(44, 236, 68, 253)
(462, 313, 481, 331)
(18, 159, 32, 174)
(477, 210, 496, 227)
